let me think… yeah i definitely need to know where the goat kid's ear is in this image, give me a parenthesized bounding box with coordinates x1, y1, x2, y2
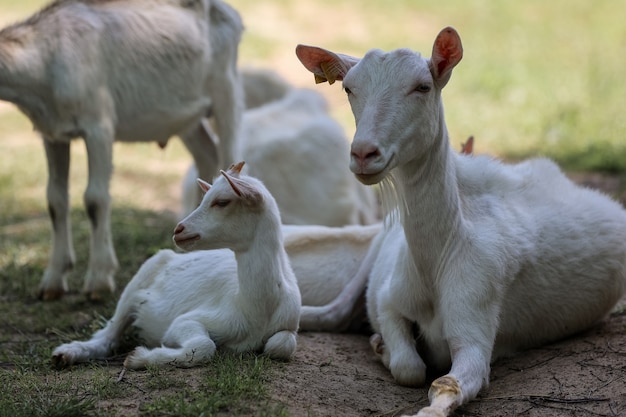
(429, 26, 463, 88)
(221, 170, 264, 205)
(196, 178, 211, 193)
(225, 161, 245, 177)
(295, 44, 360, 85)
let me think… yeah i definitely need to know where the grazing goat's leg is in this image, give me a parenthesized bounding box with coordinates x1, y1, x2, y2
(39, 140, 75, 300)
(82, 128, 118, 299)
(179, 120, 220, 209)
(207, 68, 243, 172)
(124, 318, 217, 369)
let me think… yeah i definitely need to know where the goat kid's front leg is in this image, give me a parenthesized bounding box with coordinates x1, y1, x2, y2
(39, 140, 75, 300)
(82, 130, 118, 299)
(124, 318, 216, 369)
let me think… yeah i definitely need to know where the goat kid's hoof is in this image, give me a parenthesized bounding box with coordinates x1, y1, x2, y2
(123, 347, 149, 369)
(51, 353, 70, 368)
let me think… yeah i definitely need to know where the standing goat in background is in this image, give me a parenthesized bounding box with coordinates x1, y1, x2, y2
(297, 27, 626, 417)
(52, 162, 301, 368)
(0, 0, 244, 300)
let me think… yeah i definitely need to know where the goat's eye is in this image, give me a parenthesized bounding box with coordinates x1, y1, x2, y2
(211, 199, 230, 208)
(414, 84, 431, 93)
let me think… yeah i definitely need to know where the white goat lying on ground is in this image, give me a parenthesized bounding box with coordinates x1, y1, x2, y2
(296, 27, 626, 417)
(181, 69, 379, 226)
(0, 0, 244, 300)
(52, 162, 301, 368)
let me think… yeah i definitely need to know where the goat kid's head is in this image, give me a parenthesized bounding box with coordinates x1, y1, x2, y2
(173, 161, 267, 252)
(296, 27, 463, 185)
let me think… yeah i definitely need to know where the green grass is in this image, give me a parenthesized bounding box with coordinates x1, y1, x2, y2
(0, 1, 624, 416)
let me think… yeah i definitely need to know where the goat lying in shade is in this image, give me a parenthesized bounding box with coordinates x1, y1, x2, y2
(296, 26, 626, 417)
(52, 162, 300, 368)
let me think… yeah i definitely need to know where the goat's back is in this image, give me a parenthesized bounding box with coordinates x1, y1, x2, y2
(455, 154, 626, 356)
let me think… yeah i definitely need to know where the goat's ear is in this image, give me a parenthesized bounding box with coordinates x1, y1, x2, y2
(295, 44, 360, 85)
(196, 178, 211, 193)
(221, 171, 264, 205)
(225, 161, 245, 177)
(461, 135, 474, 155)
(429, 26, 463, 88)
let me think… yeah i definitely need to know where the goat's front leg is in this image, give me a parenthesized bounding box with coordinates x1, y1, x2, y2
(124, 318, 216, 369)
(263, 330, 297, 360)
(412, 303, 496, 417)
(378, 306, 427, 387)
(82, 130, 118, 299)
(39, 139, 74, 300)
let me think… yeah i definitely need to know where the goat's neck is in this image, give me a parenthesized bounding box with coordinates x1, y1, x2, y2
(233, 216, 289, 316)
(395, 119, 464, 279)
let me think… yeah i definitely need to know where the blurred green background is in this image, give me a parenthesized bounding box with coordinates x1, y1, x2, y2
(0, 0, 624, 219)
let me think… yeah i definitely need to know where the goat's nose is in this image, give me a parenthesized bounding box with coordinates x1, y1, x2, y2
(351, 143, 381, 166)
(174, 223, 185, 234)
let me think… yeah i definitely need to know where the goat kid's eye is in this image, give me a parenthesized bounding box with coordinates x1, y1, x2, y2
(211, 199, 231, 208)
(414, 84, 431, 93)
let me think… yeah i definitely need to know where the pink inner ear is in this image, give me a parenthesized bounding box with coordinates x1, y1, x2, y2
(221, 170, 243, 197)
(197, 178, 211, 192)
(432, 27, 463, 77)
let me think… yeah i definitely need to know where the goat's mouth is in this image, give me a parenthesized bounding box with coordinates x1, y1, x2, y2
(355, 172, 386, 185)
(353, 156, 394, 185)
(173, 233, 201, 249)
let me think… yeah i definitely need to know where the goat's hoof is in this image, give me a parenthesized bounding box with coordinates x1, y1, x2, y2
(369, 333, 385, 355)
(84, 290, 113, 302)
(38, 288, 66, 301)
(51, 353, 70, 369)
(415, 407, 447, 417)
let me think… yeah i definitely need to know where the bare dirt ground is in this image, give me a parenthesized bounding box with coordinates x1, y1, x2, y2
(266, 173, 626, 417)
(270, 300, 625, 417)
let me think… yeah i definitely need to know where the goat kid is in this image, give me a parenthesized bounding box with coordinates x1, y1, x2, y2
(0, 0, 244, 300)
(296, 27, 626, 417)
(52, 162, 300, 368)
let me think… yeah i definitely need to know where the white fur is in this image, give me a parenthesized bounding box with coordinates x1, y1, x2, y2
(52, 163, 301, 368)
(0, 0, 244, 300)
(296, 27, 626, 417)
(181, 72, 379, 226)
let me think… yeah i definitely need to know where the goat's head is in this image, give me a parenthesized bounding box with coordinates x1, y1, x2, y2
(296, 27, 463, 185)
(173, 161, 269, 252)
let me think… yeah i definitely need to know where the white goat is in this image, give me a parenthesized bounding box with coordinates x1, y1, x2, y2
(0, 0, 244, 300)
(182, 78, 379, 226)
(52, 162, 301, 368)
(296, 27, 626, 416)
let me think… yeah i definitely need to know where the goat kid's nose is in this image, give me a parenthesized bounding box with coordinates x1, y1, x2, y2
(174, 223, 185, 234)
